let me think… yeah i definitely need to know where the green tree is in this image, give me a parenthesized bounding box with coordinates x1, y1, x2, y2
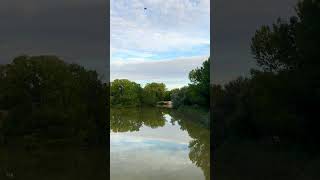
(142, 83, 166, 106)
(171, 86, 188, 108)
(189, 58, 210, 106)
(171, 57, 210, 108)
(110, 79, 142, 107)
(163, 88, 180, 101)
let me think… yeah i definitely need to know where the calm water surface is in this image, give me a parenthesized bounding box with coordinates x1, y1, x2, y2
(0, 107, 209, 179)
(110, 107, 210, 180)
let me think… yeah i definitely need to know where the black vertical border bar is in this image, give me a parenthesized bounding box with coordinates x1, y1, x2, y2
(106, 0, 111, 179)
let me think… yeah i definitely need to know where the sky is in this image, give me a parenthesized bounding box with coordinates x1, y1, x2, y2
(0, 0, 108, 80)
(212, 0, 298, 84)
(0, 0, 299, 86)
(110, 0, 210, 90)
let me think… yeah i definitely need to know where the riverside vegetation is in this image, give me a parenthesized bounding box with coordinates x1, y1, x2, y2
(212, 0, 320, 148)
(110, 58, 210, 109)
(0, 55, 109, 178)
(110, 57, 210, 124)
(109, 57, 210, 180)
(212, 0, 320, 179)
(0, 55, 109, 147)
(0, 54, 210, 146)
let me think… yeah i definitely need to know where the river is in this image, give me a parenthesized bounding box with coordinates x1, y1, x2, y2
(0, 107, 209, 179)
(110, 107, 210, 180)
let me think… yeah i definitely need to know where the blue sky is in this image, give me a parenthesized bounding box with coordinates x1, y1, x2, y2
(110, 0, 210, 89)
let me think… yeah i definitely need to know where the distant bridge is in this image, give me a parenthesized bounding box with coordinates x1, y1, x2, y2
(156, 101, 172, 108)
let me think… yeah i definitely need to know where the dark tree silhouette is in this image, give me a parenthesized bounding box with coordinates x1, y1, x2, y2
(0, 55, 108, 147)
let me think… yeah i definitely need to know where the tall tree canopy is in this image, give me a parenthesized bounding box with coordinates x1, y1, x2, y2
(110, 79, 142, 107)
(171, 57, 210, 108)
(0, 55, 108, 146)
(213, 0, 320, 145)
(251, 0, 320, 73)
(142, 82, 166, 106)
(188, 57, 210, 107)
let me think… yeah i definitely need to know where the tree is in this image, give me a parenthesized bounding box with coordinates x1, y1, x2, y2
(110, 79, 142, 107)
(251, 0, 320, 73)
(171, 57, 210, 108)
(188, 57, 210, 107)
(0, 55, 108, 146)
(163, 88, 179, 101)
(251, 18, 299, 72)
(171, 86, 188, 108)
(250, 0, 320, 141)
(142, 83, 166, 106)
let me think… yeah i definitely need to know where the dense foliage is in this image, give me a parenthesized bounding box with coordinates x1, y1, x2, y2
(110, 79, 142, 107)
(171, 57, 210, 108)
(110, 80, 167, 107)
(110, 57, 210, 109)
(142, 82, 166, 106)
(110, 56, 210, 109)
(0, 55, 108, 146)
(213, 0, 320, 147)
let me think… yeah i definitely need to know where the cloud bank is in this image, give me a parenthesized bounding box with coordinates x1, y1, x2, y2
(111, 56, 208, 89)
(111, 0, 210, 88)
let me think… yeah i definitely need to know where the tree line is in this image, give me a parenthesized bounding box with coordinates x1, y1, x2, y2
(110, 80, 166, 107)
(0, 54, 210, 146)
(0, 55, 109, 147)
(212, 0, 320, 148)
(110, 57, 210, 109)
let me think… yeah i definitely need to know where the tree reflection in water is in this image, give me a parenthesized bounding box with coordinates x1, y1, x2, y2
(110, 107, 210, 180)
(110, 107, 166, 132)
(168, 109, 210, 180)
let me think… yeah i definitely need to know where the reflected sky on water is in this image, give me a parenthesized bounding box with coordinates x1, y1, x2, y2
(110, 107, 210, 180)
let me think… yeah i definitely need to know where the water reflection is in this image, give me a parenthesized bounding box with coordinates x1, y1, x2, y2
(110, 108, 166, 132)
(110, 107, 210, 180)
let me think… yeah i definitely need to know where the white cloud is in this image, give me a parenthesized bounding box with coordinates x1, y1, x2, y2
(110, 56, 208, 89)
(110, 0, 210, 88)
(111, 0, 210, 55)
